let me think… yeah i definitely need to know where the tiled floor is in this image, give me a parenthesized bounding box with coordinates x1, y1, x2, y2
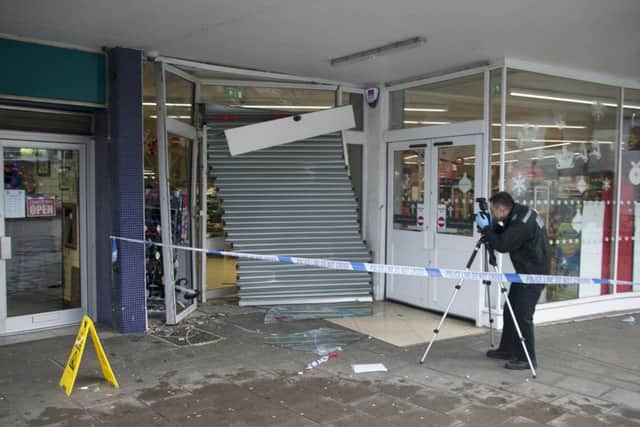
(328, 301, 487, 347)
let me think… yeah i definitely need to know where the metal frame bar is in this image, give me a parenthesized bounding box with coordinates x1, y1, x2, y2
(612, 87, 625, 293)
(85, 137, 96, 321)
(386, 65, 489, 92)
(0, 94, 106, 109)
(495, 65, 508, 313)
(378, 87, 391, 301)
(199, 79, 338, 91)
(0, 104, 96, 121)
(175, 302, 198, 323)
(156, 55, 357, 87)
(384, 120, 485, 143)
(499, 66, 507, 191)
(503, 58, 640, 90)
(481, 68, 492, 324)
(0, 130, 92, 144)
(482, 69, 491, 197)
(155, 61, 177, 325)
(165, 63, 199, 84)
(200, 125, 208, 303)
(0, 138, 90, 334)
(341, 87, 366, 95)
(190, 130, 199, 306)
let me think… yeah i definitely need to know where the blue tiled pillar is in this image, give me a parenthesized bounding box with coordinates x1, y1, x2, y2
(94, 109, 113, 325)
(109, 47, 145, 332)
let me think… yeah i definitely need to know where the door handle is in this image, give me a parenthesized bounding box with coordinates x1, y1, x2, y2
(0, 236, 11, 260)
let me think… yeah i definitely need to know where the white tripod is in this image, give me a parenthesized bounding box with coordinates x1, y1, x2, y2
(419, 234, 537, 378)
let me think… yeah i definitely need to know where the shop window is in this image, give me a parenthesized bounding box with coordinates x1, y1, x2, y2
(501, 69, 619, 302)
(618, 88, 640, 293)
(436, 145, 475, 237)
(4, 148, 81, 315)
(199, 86, 336, 114)
(389, 73, 484, 129)
(393, 149, 424, 231)
(142, 63, 194, 125)
(165, 72, 194, 125)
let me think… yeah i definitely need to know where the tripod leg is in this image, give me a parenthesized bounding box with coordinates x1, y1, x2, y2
(484, 280, 494, 347)
(497, 280, 537, 378)
(419, 277, 464, 364)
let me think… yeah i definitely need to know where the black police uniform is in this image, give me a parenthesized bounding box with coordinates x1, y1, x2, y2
(484, 203, 551, 367)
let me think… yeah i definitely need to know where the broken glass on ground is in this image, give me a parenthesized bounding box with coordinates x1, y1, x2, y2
(264, 303, 373, 324)
(264, 327, 363, 355)
(147, 323, 223, 347)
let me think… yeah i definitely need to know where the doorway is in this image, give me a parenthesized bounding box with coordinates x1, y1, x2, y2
(386, 134, 483, 320)
(0, 135, 88, 335)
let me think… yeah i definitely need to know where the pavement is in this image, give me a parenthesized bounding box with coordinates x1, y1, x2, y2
(1, 302, 639, 427)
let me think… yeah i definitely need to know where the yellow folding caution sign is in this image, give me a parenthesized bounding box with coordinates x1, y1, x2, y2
(59, 315, 119, 397)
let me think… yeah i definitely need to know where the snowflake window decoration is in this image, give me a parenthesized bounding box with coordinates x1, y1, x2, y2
(511, 173, 527, 196)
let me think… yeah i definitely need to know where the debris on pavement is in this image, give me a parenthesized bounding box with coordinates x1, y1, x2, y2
(351, 363, 387, 374)
(147, 322, 223, 347)
(264, 303, 372, 324)
(303, 352, 340, 373)
(264, 327, 363, 355)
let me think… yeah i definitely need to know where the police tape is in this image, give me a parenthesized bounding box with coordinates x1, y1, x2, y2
(110, 236, 640, 288)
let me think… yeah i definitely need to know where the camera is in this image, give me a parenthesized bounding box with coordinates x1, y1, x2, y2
(474, 197, 490, 234)
(476, 197, 488, 213)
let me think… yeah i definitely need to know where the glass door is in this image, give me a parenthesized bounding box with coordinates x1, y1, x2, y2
(386, 141, 430, 306)
(385, 134, 483, 321)
(0, 142, 85, 334)
(427, 134, 483, 320)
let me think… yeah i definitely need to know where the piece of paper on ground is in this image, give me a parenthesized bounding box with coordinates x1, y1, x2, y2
(352, 363, 388, 373)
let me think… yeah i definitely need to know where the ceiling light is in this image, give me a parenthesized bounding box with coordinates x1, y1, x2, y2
(491, 138, 613, 144)
(509, 89, 619, 108)
(143, 102, 192, 107)
(404, 107, 448, 112)
(404, 120, 451, 125)
(491, 123, 586, 129)
(330, 36, 427, 67)
(238, 105, 332, 110)
(149, 115, 192, 119)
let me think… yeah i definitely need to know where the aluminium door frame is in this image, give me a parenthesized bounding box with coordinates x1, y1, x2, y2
(0, 130, 93, 334)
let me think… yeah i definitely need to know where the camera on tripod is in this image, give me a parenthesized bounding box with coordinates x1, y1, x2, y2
(476, 197, 488, 213)
(474, 197, 491, 234)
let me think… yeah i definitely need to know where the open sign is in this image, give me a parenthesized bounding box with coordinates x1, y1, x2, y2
(27, 197, 56, 217)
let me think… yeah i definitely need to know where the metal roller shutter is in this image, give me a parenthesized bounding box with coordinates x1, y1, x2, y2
(206, 110, 372, 306)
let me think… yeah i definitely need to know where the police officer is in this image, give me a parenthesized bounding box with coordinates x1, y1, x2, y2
(475, 191, 551, 370)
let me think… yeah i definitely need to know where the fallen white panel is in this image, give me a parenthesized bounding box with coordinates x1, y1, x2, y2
(224, 105, 355, 156)
(352, 363, 388, 374)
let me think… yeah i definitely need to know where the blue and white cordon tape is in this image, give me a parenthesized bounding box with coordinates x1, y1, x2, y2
(110, 236, 640, 288)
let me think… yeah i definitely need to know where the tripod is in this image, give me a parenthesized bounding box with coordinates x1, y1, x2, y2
(418, 234, 537, 378)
